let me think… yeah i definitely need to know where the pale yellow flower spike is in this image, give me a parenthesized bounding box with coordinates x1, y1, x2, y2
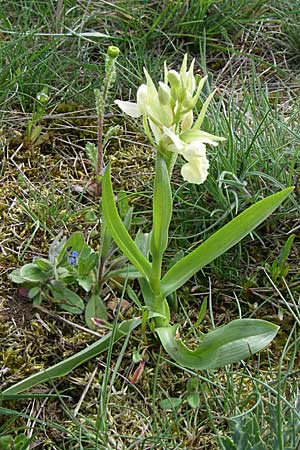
(114, 54, 225, 185)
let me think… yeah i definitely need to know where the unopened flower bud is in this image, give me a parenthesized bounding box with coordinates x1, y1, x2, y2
(181, 111, 193, 130)
(182, 92, 193, 109)
(167, 70, 180, 89)
(158, 82, 171, 105)
(107, 46, 120, 59)
(36, 92, 49, 105)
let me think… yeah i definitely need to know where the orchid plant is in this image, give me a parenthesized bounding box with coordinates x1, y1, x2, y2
(102, 55, 293, 369)
(3, 54, 293, 397)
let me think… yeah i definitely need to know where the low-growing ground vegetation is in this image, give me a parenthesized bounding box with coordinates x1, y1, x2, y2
(0, 1, 299, 449)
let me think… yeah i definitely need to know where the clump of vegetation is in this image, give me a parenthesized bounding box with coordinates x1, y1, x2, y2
(1, 1, 299, 449)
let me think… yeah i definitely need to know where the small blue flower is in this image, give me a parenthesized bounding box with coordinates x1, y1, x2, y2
(68, 250, 79, 266)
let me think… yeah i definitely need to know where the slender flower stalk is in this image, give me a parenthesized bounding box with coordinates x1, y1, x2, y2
(95, 46, 120, 197)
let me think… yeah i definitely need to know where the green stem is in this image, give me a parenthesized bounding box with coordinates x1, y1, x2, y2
(95, 77, 110, 198)
(150, 252, 162, 295)
(95, 113, 104, 197)
(148, 151, 172, 326)
(149, 253, 170, 327)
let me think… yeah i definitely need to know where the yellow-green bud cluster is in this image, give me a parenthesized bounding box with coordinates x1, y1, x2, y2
(107, 46, 120, 59)
(105, 45, 120, 88)
(95, 46, 120, 117)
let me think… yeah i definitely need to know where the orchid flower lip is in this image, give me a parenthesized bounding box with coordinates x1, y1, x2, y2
(181, 154, 210, 184)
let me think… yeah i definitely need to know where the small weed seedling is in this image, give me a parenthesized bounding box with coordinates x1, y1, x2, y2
(266, 233, 296, 283)
(25, 87, 49, 147)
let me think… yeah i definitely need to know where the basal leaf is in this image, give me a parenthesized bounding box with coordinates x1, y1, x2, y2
(9, 269, 28, 284)
(160, 397, 183, 410)
(161, 188, 294, 297)
(156, 319, 279, 370)
(20, 263, 49, 282)
(50, 284, 84, 314)
(78, 275, 94, 292)
(34, 258, 52, 271)
(2, 318, 141, 396)
(85, 293, 107, 330)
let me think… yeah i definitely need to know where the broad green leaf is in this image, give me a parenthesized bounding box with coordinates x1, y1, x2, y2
(20, 263, 49, 282)
(279, 233, 295, 263)
(59, 291, 84, 314)
(56, 267, 75, 283)
(9, 268, 27, 284)
(28, 286, 41, 299)
(85, 293, 107, 330)
(186, 377, 198, 392)
(186, 377, 200, 408)
(64, 231, 85, 251)
(161, 188, 294, 297)
(160, 397, 183, 410)
(78, 275, 94, 292)
(150, 154, 172, 257)
(2, 318, 141, 396)
(57, 231, 85, 265)
(77, 245, 97, 277)
(102, 164, 152, 280)
(187, 392, 200, 409)
(106, 266, 142, 280)
(32, 291, 42, 306)
(34, 258, 52, 271)
(50, 284, 84, 314)
(156, 319, 279, 370)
